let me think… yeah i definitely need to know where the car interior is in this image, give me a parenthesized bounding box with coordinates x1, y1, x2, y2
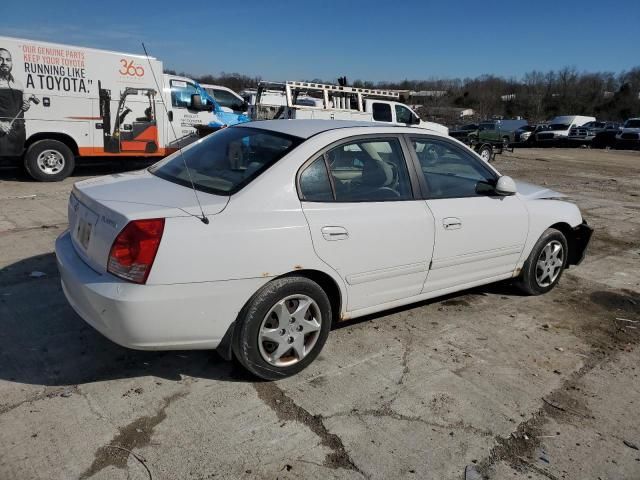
(326, 140, 412, 201)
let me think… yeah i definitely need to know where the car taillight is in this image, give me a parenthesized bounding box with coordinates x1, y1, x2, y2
(107, 218, 165, 284)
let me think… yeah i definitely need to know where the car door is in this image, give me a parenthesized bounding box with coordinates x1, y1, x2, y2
(299, 135, 435, 311)
(407, 136, 528, 293)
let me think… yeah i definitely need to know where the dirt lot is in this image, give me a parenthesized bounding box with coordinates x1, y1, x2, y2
(0, 148, 639, 480)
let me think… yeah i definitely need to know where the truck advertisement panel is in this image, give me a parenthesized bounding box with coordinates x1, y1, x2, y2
(0, 36, 167, 158)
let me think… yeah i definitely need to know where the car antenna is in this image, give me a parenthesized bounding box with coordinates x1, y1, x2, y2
(141, 42, 209, 225)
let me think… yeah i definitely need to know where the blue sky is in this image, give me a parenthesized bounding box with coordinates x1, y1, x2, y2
(1, 0, 639, 82)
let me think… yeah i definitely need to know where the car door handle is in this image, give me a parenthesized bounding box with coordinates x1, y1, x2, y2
(321, 226, 349, 241)
(443, 217, 462, 230)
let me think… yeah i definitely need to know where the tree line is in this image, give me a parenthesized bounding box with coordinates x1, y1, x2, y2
(165, 67, 640, 124)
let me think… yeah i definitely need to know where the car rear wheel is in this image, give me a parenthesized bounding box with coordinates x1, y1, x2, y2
(233, 276, 332, 380)
(515, 228, 568, 295)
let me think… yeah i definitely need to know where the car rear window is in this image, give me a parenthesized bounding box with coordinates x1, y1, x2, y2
(150, 127, 302, 195)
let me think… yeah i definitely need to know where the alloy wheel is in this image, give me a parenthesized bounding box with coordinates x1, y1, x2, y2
(258, 294, 322, 367)
(535, 240, 564, 287)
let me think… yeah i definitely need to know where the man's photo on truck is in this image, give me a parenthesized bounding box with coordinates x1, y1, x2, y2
(0, 46, 35, 157)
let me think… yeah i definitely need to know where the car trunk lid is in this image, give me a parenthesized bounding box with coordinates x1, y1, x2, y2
(68, 169, 229, 274)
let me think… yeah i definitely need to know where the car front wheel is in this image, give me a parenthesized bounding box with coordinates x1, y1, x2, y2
(233, 276, 332, 380)
(516, 228, 568, 295)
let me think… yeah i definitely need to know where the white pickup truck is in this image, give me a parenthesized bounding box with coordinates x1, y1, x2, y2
(251, 81, 448, 135)
(535, 115, 596, 145)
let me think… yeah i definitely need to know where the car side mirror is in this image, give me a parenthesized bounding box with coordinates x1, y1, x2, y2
(411, 115, 421, 125)
(191, 94, 204, 110)
(495, 175, 517, 196)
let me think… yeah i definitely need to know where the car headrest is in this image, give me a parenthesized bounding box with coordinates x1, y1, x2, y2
(361, 158, 393, 187)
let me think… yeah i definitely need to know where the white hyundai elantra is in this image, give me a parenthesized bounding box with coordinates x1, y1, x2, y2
(56, 120, 592, 379)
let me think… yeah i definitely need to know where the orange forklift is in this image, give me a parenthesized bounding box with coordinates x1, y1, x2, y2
(99, 82, 159, 154)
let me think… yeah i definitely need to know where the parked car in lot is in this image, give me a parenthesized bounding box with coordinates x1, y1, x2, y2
(55, 120, 593, 379)
(515, 124, 549, 144)
(449, 123, 479, 140)
(468, 119, 528, 145)
(567, 121, 620, 146)
(535, 115, 596, 145)
(592, 129, 619, 149)
(615, 118, 640, 149)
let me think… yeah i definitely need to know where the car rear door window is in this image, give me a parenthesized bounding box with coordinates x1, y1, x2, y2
(411, 138, 497, 199)
(326, 138, 412, 201)
(372, 103, 392, 122)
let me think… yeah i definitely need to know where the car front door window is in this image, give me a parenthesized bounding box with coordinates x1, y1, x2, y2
(411, 138, 496, 199)
(170, 80, 198, 109)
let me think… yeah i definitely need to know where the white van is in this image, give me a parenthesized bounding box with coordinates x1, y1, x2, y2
(251, 81, 448, 135)
(0, 36, 218, 181)
(535, 115, 596, 145)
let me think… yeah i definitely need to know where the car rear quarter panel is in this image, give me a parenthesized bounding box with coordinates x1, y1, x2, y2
(147, 131, 354, 311)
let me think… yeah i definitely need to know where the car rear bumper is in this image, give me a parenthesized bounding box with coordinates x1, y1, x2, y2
(55, 231, 264, 350)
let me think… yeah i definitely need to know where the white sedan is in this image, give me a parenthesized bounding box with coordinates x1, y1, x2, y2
(56, 120, 593, 379)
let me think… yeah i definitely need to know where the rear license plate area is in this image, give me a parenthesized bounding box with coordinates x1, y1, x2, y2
(73, 202, 98, 251)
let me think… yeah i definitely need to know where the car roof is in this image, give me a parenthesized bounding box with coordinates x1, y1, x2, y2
(233, 119, 389, 139)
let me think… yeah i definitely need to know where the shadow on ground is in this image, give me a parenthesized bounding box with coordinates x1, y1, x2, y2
(0, 251, 525, 389)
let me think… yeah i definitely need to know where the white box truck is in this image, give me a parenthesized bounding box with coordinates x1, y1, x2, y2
(0, 36, 218, 181)
(251, 81, 448, 135)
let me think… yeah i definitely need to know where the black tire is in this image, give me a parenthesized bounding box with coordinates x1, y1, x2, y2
(515, 228, 568, 296)
(477, 144, 493, 162)
(24, 139, 75, 182)
(232, 276, 332, 380)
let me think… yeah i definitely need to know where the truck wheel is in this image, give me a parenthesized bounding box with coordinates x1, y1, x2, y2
(477, 144, 493, 162)
(24, 140, 75, 182)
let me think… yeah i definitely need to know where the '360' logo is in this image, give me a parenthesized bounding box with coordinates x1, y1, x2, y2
(119, 59, 145, 77)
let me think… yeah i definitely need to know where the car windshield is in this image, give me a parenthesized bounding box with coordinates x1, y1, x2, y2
(625, 119, 640, 128)
(149, 127, 302, 195)
(549, 123, 570, 130)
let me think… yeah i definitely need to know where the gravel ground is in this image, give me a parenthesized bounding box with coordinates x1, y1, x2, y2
(0, 148, 638, 480)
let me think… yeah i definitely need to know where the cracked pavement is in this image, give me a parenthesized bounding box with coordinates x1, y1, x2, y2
(1, 150, 639, 479)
